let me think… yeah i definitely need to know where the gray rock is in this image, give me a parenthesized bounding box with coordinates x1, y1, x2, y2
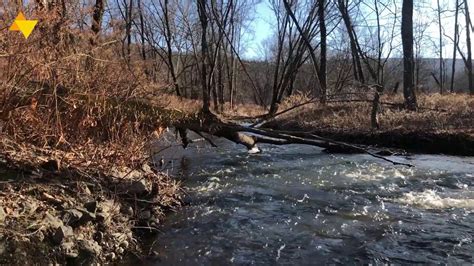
(53, 225, 74, 244)
(63, 209, 83, 225)
(79, 239, 102, 255)
(61, 241, 78, 258)
(0, 207, 6, 223)
(80, 209, 96, 222)
(63, 208, 96, 226)
(32, 230, 45, 242)
(110, 167, 142, 179)
(42, 212, 63, 228)
(126, 180, 149, 195)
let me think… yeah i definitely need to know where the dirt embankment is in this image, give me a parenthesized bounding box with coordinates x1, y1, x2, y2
(0, 86, 187, 264)
(265, 120, 474, 155)
(262, 94, 474, 156)
(0, 138, 181, 265)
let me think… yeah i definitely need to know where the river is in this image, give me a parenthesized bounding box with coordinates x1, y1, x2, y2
(151, 135, 474, 264)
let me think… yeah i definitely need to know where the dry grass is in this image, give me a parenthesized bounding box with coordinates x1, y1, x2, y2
(262, 93, 474, 134)
(144, 91, 267, 120)
(0, 7, 184, 264)
(0, 7, 194, 162)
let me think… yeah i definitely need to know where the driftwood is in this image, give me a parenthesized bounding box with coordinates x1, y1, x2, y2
(175, 113, 413, 167)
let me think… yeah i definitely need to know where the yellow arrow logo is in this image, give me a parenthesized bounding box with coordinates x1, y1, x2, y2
(9, 12, 38, 39)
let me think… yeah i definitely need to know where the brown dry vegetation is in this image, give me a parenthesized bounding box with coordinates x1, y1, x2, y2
(270, 93, 473, 132)
(1, 2, 474, 264)
(263, 93, 474, 154)
(0, 8, 186, 264)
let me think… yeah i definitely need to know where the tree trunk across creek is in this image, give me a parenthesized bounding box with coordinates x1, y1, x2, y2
(173, 112, 413, 167)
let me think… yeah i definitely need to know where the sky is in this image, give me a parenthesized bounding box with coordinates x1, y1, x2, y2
(242, 0, 474, 60)
(242, 1, 273, 59)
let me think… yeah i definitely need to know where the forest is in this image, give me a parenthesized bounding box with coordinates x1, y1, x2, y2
(0, 0, 473, 264)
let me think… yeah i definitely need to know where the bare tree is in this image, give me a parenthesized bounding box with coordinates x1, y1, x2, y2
(464, 0, 473, 94)
(268, 0, 320, 114)
(161, 0, 182, 96)
(401, 0, 417, 110)
(116, 0, 133, 62)
(91, 0, 105, 45)
(450, 0, 460, 93)
(337, 0, 365, 84)
(86, 0, 106, 70)
(282, 0, 323, 102)
(436, 0, 444, 93)
(318, 0, 327, 102)
(413, 2, 430, 90)
(197, 0, 211, 113)
(137, 0, 146, 61)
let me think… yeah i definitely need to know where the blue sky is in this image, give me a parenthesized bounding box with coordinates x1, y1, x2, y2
(242, 0, 474, 60)
(242, 1, 273, 59)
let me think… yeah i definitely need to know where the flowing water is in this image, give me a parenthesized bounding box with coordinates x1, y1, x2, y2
(152, 137, 474, 264)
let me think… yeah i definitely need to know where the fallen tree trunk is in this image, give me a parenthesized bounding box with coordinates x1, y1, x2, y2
(174, 113, 413, 167)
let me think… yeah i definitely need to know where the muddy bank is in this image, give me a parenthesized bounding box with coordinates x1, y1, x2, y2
(263, 121, 474, 156)
(0, 153, 181, 264)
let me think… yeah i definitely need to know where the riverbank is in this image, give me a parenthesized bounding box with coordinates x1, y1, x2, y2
(0, 86, 186, 264)
(262, 94, 474, 156)
(1, 89, 472, 263)
(0, 135, 181, 264)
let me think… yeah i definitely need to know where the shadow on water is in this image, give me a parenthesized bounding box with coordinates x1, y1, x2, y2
(150, 133, 474, 265)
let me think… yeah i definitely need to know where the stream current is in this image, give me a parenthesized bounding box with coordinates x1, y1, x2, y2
(152, 136, 474, 264)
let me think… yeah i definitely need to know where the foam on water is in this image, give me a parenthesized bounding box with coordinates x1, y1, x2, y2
(342, 163, 414, 182)
(396, 190, 474, 210)
(152, 141, 474, 264)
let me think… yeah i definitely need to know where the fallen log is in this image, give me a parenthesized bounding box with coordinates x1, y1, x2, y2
(174, 113, 413, 167)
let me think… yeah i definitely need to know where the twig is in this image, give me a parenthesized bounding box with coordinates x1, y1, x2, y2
(132, 226, 162, 232)
(250, 97, 319, 127)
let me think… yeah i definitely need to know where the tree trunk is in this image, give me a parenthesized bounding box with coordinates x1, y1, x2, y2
(318, 0, 327, 102)
(337, 0, 365, 84)
(401, 0, 417, 110)
(269, 16, 286, 115)
(123, 0, 133, 63)
(175, 116, 412, 167)
(217, 47, 225, 111)
(281, 0, 322, 105)
(137, 0, 146, 61)
(197, 0, 211, 114)
(162, 0, 181, 96)
(437, 0, 444, 94)
(464, 0, 473, 94)
(374, 0, 383, 84)
(91, 0, 105, 45)
(451, 0, 460, 93)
